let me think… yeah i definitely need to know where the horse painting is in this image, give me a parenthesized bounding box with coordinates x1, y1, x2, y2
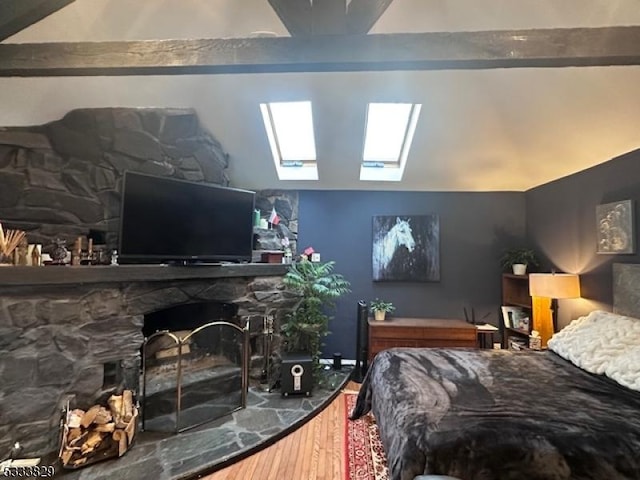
(372, 215, 440, 282)
(373, 217, 415, 275)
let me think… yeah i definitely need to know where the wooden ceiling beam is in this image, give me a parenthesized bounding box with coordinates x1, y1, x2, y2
(346, 0, 394, 35)
(0, 0, 75, 42)
(267, 0, 311, 37)
(311, 0, 346, 35)
(0, 26, 639, 77)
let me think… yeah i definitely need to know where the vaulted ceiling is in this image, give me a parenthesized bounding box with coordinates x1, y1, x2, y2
(1, 0, 639, 192)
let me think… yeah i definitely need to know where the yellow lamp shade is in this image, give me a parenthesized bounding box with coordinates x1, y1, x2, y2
(529, 273, 580, 299)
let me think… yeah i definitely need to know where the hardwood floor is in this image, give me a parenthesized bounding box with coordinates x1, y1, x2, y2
(201, 382, 360, 480)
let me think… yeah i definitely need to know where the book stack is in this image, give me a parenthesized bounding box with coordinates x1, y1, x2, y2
(508, 338, 528, 350)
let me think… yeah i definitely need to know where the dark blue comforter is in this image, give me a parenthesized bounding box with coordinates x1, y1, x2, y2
(350, 348, 640, 480)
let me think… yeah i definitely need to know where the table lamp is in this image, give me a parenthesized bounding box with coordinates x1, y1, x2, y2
(529, 273, 581, 333)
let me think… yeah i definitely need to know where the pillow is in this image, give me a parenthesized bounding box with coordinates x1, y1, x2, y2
(605, 346, 640, 391)
(548, 310, 640, 390)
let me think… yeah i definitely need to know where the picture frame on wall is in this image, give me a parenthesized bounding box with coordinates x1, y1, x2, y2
(372, 214, 440, 282)
(596, 200, 635, 254)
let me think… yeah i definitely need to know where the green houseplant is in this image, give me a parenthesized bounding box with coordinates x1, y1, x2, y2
(499, 247, 539, 275)
(281, 259, 351, 377)
(370, 298, 395, 321)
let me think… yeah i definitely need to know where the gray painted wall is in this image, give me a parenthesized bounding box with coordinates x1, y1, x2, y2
(526, 148, 640, 328)
(298, 190, 526, 358)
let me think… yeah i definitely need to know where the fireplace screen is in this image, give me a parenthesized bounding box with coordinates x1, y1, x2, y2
(141, 320, 249, 433)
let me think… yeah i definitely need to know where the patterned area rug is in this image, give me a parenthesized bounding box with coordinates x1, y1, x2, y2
(344, 393, 389, 480)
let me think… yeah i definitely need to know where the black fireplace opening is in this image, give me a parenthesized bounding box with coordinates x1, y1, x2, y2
(143, 301, 239, 336)
(141, 301, 249, 433)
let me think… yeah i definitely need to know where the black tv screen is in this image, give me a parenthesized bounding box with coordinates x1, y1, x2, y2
(119, 172, 255, 264)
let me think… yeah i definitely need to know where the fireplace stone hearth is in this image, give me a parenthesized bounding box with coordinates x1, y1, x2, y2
(0, 107, 301, 461)
(55, 367, 352, 480)
(0, 263, 295, 458)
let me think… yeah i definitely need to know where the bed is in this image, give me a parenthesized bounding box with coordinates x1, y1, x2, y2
(350, 264, 640, 480)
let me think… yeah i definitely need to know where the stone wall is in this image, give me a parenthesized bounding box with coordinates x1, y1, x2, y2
(254, 190, 299, 255)
(0, 107, 300, 257)
(0, 273, 297, 457)
(0, 108, 230, 250)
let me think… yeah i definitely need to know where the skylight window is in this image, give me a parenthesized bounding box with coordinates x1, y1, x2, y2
(360, 102, 422, 182)
(260, 101, 318, 180)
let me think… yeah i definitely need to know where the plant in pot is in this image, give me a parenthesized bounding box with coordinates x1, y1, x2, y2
(370, 298, 395, 321)
(281, 259, 351, 380)
(500, 248, 539, 275)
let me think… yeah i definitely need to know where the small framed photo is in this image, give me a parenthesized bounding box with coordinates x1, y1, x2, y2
(501, 306, 525, 330)
(596, 200, 635, 254)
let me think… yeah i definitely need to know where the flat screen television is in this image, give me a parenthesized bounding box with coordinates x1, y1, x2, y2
(118, 172, 255, 264)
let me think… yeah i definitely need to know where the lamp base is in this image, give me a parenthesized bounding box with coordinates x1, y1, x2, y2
(531, 296, 553, 347)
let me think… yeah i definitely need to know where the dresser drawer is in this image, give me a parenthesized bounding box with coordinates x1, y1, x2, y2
(378, 325, 477, 342)
(368, 317, 478, 361)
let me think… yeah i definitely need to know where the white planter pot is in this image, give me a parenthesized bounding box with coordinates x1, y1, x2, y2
(512, 264, 527, 275)
(374, 310, 386, 321)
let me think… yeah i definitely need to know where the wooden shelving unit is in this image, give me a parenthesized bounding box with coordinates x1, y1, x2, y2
(501, 273, 533, 349)
(501, 273, 554, 349)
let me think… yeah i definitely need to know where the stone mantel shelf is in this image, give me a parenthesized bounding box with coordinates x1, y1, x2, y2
(0, 262, 289, 287)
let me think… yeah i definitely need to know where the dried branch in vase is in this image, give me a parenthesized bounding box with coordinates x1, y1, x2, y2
(0, 222, 26, 258)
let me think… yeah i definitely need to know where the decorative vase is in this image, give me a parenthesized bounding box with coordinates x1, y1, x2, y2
(512, 264, 527, 275)
(374, 310, 386, 321)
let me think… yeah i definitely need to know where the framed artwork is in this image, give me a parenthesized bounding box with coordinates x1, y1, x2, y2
(372, 215, 440, 282)
(596, 200, 635, 254)
(501, 306, 528, 331)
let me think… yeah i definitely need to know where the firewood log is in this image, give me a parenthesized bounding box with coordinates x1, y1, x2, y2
(155, 344, 191, 359)
(67, 409, 85, 429)
(80, 431, 103, 455)
(108, 394, 123, 419)
(94, 422, 116, 433)
(93, 406, 113, 424)
(69, 431, 88, 447)
(61, 449, 74, 466)
(67, 428, 82, 442)
(145, 329, 191, 356)
(80, 405, 101, 428)
(124, 409, 137, 443)
(112, 430, 128, 457)
(122, 390, 134, 422)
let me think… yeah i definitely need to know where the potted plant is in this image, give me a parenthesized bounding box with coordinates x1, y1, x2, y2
(370, 298, 395, 321)
(499, 247, 539, 275)
(281, 259, 351, 379)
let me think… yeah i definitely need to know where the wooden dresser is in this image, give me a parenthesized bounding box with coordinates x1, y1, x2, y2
(368, 317, 477, 361)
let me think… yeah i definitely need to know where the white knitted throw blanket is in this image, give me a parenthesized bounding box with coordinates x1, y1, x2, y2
(548, 310, 640, 392)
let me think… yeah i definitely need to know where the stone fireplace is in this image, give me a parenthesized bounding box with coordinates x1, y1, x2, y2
(0, 264, 297, 457)
(0, 107, 302, 458)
